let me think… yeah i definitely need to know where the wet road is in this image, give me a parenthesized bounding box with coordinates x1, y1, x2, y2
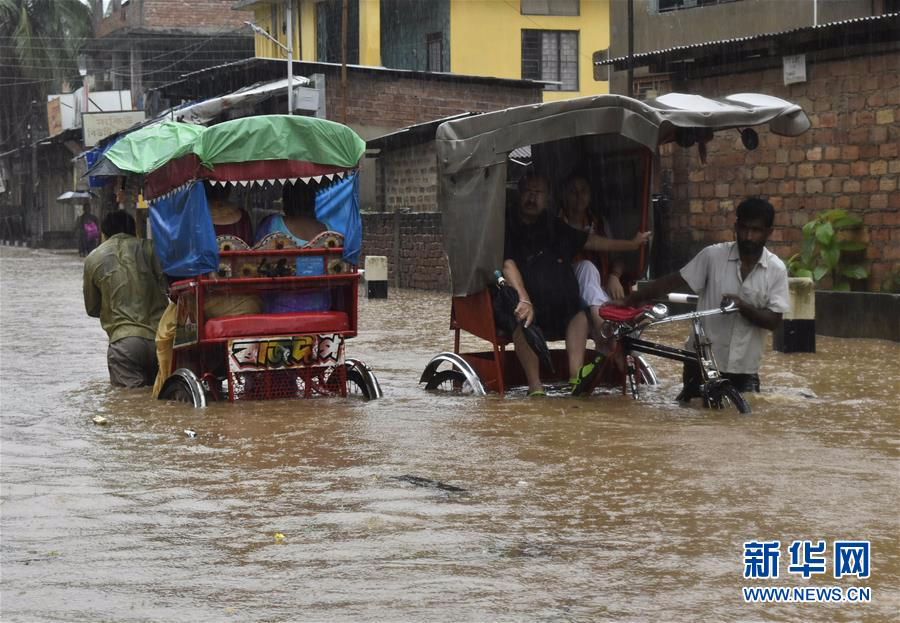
(1, 246, 898, 622)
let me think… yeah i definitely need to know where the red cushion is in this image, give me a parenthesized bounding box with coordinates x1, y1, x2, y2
(204, 311, 350, 338)
(598, 304, 650, 323)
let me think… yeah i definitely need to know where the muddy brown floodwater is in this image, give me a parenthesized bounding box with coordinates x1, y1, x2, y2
(1, 245, 898, 622)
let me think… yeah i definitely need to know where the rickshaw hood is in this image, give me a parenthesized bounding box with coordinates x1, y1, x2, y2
(103, 121, 205, 174)
(435, 93, 810, 297)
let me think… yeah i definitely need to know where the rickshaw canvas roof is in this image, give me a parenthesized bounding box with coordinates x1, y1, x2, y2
(436, 93, 810, 296)
(142, 115, 367, 199)
(191, 115, 365, 170)
(103, 121, 205, 174)
(102, 115, 366, 180)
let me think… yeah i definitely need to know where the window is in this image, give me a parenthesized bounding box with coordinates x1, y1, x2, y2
(521, 0, 579, 15)
(426, 32, 443, 73)
(316, 0, 359, 64)
(522, 30, 578, 91)
(633, 76, 671, 101)
(658, 0, 742, 12)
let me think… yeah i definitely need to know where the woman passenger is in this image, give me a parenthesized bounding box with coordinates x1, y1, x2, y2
(559, 173, 636, 350)
(253, 182, 330, 312)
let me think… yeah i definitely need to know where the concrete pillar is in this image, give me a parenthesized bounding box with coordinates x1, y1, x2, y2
(774, 277, 815, 353)
(365, 255, 388, 298)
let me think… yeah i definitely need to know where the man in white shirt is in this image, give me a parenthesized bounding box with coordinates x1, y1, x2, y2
(625, 197, 790, 400)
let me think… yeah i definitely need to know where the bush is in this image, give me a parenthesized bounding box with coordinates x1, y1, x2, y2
(786, 209, 868, 291)
(880, 266, 900, 293)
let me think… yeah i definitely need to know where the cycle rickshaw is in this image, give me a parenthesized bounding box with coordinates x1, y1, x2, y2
(419, 93, 810, 412)
(96, 115, 381, 406)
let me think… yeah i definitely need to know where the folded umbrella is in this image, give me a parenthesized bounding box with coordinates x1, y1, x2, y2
(492, 274, 555, 373)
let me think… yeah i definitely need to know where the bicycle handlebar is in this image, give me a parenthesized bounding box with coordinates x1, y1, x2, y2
(666, 292, 698, 304)
(644, 299, 738, 327)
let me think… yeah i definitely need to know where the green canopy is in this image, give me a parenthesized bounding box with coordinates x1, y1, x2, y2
(192, 115, 366, 169)
(103, 115, 365, 175)
(103, 121, 205, 174)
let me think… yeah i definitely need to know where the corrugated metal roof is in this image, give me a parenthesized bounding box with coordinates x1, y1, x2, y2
(152, 56, 545, 100)
(596, 12, 900, 67)
(366, 113, 476, 153)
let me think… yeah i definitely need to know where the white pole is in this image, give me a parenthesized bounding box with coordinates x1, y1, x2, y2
(286, 0, 294, 115)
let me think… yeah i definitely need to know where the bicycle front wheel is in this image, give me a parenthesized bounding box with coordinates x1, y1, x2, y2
(704, 381, 751, 414)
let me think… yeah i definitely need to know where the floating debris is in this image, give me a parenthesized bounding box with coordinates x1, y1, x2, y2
(390, 474, 467, 493)
(184, 428, 197, 438)
(274, 532, 285, 542)
(91, 415, 108, 426)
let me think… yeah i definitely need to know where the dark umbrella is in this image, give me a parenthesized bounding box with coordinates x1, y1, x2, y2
(492, 273, 555, 373)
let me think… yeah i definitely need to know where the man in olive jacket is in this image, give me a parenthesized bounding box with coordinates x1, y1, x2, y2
(83, 210, 168, 387)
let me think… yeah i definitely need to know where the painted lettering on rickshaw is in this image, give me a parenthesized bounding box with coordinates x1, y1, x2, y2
(229, 334, 344, 370)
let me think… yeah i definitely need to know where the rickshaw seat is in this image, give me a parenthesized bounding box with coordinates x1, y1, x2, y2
(204, 311, 350, 339)
(599, 304, 650, 323)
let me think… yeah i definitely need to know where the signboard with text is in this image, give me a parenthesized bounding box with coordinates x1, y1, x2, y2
(82, 111, 145, 146)
(47, 98, 62, 136)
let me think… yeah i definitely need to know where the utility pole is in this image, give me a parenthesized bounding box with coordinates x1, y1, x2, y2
(28, 100, 39, 248)
(341, 0, 348, 123)
(627, 0, 634, 99)
(286, 0, 294, 114)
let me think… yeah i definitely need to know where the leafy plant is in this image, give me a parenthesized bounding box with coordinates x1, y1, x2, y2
(787, 209, 868, 291)
(880, 266, 900, 293)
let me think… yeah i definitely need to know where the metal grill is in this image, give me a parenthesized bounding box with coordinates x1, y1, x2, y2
(229, 364, 346, 401)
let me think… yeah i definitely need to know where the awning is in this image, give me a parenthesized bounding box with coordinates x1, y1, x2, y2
(169, 76, 311, 125)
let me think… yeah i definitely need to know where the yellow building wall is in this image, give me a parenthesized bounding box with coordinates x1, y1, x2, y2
(449, 0, 610, 101)
(358, 0, 381, 66)
(299, 1, 316, 59)
(250, 2, 300, 59)
(253, 1, 380, 65)
(250, 0, 607, 101)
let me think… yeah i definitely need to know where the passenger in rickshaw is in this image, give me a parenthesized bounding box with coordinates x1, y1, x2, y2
(205, 182, 252, 243)
(253, 182, 330, 312)
(151, 183, 259, 398)
(502, 172, 651, 396)
(559, 172, 642, 348)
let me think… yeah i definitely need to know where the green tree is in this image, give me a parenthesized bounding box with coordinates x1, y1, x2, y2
(0, 0, 92, 149)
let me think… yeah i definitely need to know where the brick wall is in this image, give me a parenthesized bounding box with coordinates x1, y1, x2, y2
(660, 50, 899, 291)
(325, 68, 541, 128)
(381, 143, 439, 212)
(97, 0, 250, 36)
(361, 212, 449, 291)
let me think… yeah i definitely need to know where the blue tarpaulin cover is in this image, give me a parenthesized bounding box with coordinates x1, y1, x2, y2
(149, 182, 218, 277)
(84, 143, 114, 187)
(315, 171, 361, 264)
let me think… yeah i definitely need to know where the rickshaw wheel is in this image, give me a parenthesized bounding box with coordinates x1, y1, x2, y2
(345, 368, 372, 400)
(158, 369, 207, 408)
(342, 360, 382, 401)
(703, 381, 751, 414)
(424, 369, 475, 393)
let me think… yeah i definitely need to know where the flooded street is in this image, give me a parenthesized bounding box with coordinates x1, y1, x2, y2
(1, 245, 898, 622)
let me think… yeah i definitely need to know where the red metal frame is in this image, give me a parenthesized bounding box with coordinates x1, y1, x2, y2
(168, 246, 360, 401)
